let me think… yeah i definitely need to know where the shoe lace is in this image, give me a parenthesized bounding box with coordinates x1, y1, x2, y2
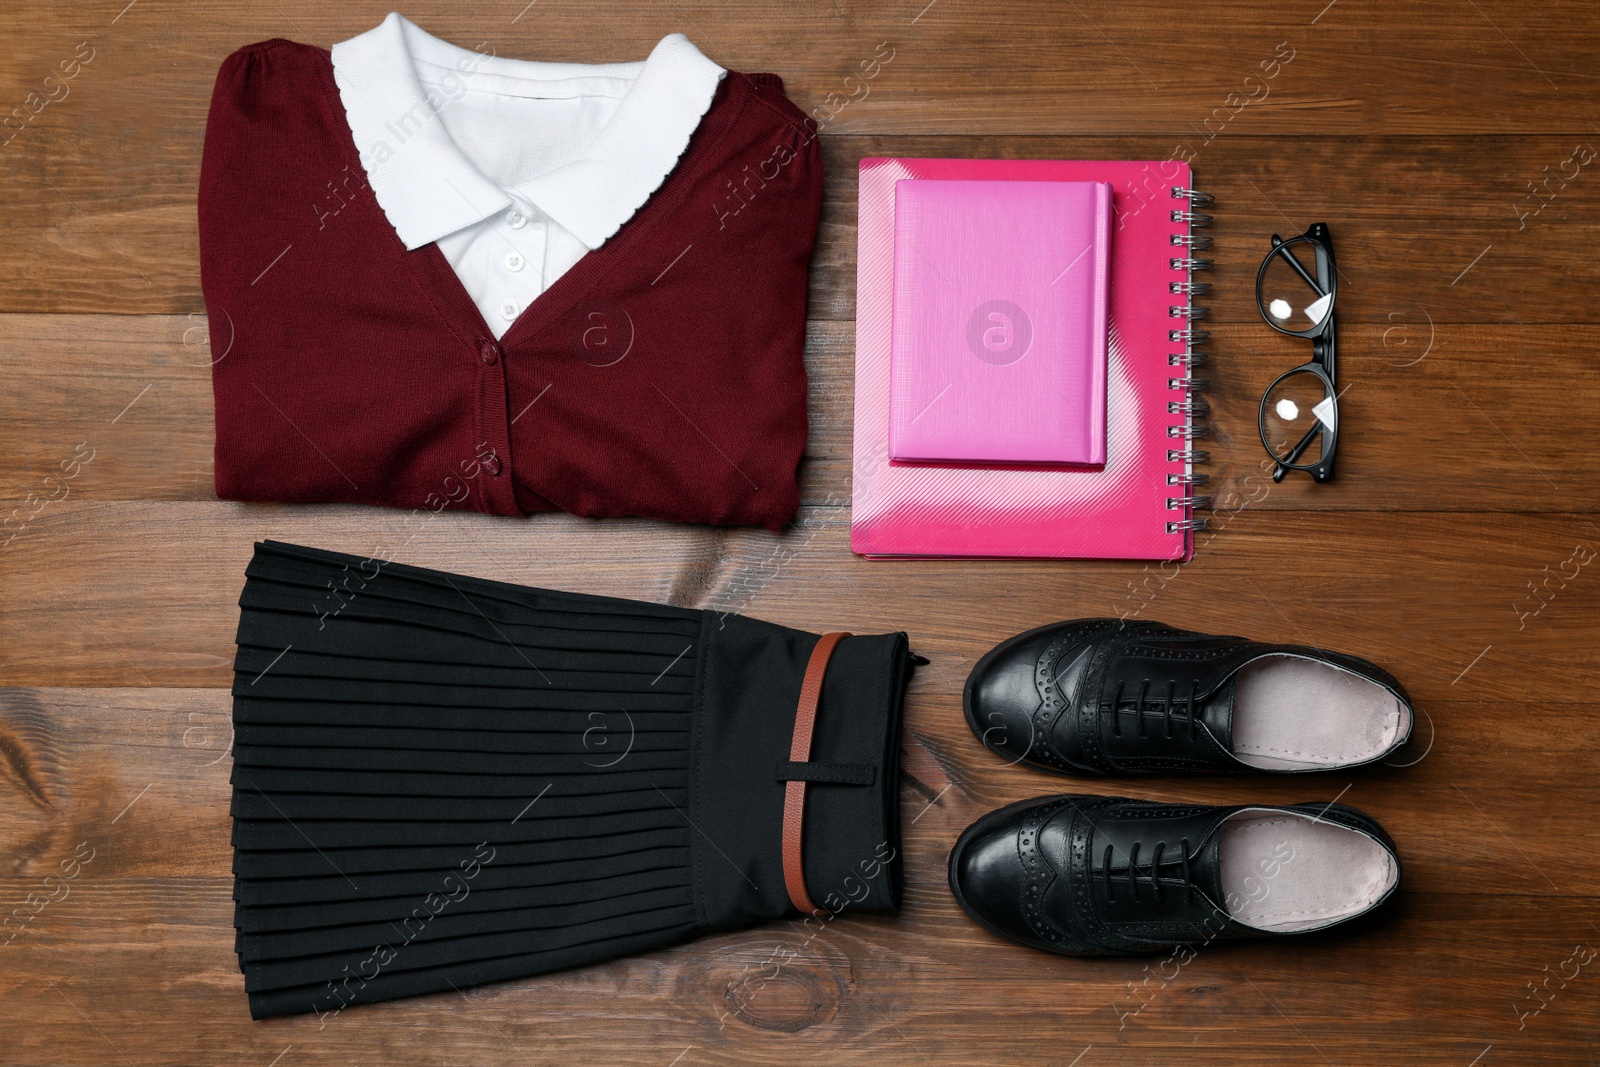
(1106, 678, 1202, 742)
(1102, 838, 1197, 905)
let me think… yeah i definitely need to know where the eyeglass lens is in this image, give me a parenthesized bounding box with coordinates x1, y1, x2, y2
(1258, 237, 1331, 335)
(1261, 368, 1334, 466)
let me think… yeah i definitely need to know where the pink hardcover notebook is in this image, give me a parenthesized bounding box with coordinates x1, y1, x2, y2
(853, 158, 1207, 560)
(889, 179, 1111, 466)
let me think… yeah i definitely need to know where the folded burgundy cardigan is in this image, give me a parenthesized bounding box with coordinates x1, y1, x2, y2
(198, 39, 822, 529)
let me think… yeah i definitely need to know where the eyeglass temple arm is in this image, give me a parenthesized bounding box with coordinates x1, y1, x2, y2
(1271, 423, 1323, 482)
(1268, 234, 1328, 297)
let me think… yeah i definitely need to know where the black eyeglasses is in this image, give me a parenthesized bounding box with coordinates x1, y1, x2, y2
(1256, 222, 1338, 483)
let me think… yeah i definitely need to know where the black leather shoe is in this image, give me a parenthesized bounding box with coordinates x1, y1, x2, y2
(965, 619, 1413, 775)
(948, 794, 1400, 956)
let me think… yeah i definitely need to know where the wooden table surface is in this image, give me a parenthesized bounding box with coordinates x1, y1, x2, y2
(3, 1, 1598, 1064)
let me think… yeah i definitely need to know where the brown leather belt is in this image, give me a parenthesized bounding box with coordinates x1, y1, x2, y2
(781, 631, 850, 916)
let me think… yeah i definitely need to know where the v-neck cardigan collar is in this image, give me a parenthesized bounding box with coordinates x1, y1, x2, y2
(199, 37, 822, 529)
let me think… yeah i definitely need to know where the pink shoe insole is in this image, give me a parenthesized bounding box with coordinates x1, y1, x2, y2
(1218, 810, 1398, 933)
(1231, 654, 1409, 770)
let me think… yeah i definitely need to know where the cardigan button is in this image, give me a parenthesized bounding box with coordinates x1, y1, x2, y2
(482, 452, 503, 477)
(478, 340, 500, 366)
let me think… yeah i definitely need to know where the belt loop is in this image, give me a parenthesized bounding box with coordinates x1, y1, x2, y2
(782, 632, 850, 916)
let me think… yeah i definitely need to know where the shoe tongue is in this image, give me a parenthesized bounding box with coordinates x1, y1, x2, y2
(1192, 821, 1230, 915)
(1199, 675, 1237, 748)
(1132, 814, 1234, 931)
(1105, 638, 1246, 738)
(1104, 807, 1235, 926)
(1104, 664, 1239, 754)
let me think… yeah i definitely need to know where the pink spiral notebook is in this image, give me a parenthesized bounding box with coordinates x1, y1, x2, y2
(889, 179, 1111, 466)
(852, 157, 1209, 560)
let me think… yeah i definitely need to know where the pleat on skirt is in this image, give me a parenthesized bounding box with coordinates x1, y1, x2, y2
(231, 541, 707, 1020)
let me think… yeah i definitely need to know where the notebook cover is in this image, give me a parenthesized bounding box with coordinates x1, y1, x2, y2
(852, 158, 1196, 561)
(889, 179, 1110, 466)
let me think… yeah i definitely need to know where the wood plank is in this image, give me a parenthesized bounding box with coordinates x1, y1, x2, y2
(816, 134, 1600, 327)
(2, 688, 1594, 893)
(6, 128, 1600, 320)
(5, 1, 1599, 143)
(3, 895, 1591, 1067)
(2, 315, 1594, 513)
(0, 503, 1594, 705)
(0, 686, 1595, 1064)
(0, 891, 1593, 1065)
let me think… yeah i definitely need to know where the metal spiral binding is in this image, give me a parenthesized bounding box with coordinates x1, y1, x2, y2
(1172, 187, 1215, 207)
(1167, 183, 1213, 536)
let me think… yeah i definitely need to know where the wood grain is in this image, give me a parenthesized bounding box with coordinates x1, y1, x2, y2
(0, 315, 1592, 511)
(3, 1, 1599, 1064)
(6, 131, 1600, 321)
(0, 502, 1596, 705)
(1, 687, 1595, 1064)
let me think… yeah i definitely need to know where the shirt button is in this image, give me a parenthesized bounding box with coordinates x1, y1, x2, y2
(507, 209, 527, 229)
(504, 251, 525, 273)
(499, 301, 520, 322)
(478, 339, 500, 365)
(482, 452, 503, 477)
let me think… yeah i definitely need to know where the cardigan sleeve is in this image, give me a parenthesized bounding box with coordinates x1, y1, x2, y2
(199, 41, 522, 517)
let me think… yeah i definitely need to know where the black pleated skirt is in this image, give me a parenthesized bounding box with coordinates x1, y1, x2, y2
(231, 541, 913, 1020)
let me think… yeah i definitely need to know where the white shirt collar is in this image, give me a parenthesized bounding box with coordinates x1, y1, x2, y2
(331, 13, 725, 251)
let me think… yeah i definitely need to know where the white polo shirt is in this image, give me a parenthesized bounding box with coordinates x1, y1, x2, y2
(331, 13, 725, 337)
